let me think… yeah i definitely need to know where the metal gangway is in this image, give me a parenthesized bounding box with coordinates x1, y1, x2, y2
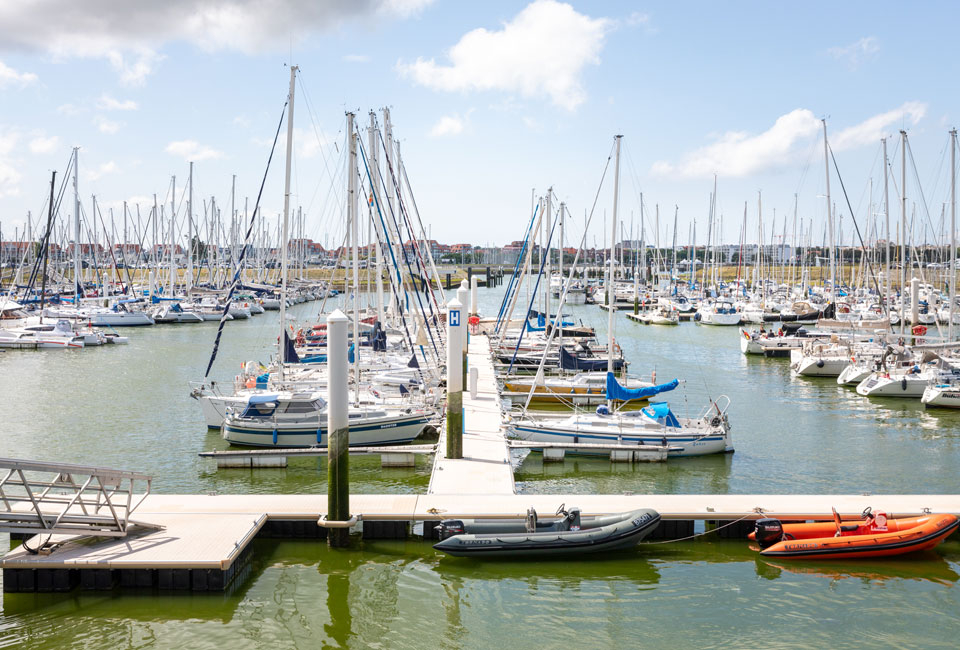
(0, 457, 157, 552)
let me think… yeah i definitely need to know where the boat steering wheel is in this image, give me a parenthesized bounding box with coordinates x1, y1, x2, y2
(861, 506, 874, 521)
(555, 503, 566, 516)
(832, 507, 843, 537)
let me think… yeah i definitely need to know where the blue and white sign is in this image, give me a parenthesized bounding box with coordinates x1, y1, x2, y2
(449, 309, 461, 327)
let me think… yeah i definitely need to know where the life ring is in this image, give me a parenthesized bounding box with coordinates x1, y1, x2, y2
(912, 325, 927, 336)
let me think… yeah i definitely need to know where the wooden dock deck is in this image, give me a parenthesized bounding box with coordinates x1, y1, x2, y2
(428, 334, 515, 495)
(5, 331, 960, 592)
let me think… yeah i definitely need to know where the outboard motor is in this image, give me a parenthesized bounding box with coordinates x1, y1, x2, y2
(436, 520, 465, 541)
(754, 518, 784, 549)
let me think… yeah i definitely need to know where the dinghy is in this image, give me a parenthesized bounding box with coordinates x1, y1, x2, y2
(750, 508, 959, 559)
(433, 506, 661, 558)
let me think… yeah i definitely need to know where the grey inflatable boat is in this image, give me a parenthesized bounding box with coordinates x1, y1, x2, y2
(433, 505, 661, 558)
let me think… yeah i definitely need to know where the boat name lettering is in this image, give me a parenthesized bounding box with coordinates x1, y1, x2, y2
(784, 542, 819, 551)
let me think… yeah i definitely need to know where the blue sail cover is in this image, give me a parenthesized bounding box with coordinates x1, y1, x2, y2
(605, 372, 679, 402)
(559, 347, 625, 372)
(283, 330, 300, 363)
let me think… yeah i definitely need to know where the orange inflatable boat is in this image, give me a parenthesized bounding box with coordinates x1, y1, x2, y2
(749, 508, 959, 559)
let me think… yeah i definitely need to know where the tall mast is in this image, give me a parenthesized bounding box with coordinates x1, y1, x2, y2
(72, 147, 80, 297)
(368, 111, 385, 323)
(187, 161, 194, 292)
(822, 119, 834, 300)
(882, 137, 890, 316)
(168, 175, 176, 295)
(607, 135, 622, 383)
(545, 187, 552, 321)
(950, 129, 957, 340)
(278, 64, 297, 383)
(347, 113, 361, 406)
(900, 130, 907, 336)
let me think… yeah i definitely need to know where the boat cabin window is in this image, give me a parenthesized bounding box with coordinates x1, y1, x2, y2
(281, 399, 324, 414)
(241, 402, 278, 418)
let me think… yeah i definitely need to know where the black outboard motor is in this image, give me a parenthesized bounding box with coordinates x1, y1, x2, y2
(436, 520, 465, 541)
(754, 518, 784, 549)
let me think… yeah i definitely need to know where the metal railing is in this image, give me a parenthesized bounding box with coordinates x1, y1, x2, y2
(0, 457, 154, 541)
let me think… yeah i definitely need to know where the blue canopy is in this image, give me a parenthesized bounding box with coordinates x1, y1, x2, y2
(560, 347, 624, 372)
(605, 372, 679, 402)
(642, 401, 681, 428)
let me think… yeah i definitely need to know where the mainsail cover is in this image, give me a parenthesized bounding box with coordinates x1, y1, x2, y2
(559, 347, 625, 372)
(605, 372, 678, 402)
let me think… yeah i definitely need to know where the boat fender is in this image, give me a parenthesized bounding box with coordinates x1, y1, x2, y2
(596, 404, 611, 417)
(901, 377, 908, 391)
(816, 360, 824, 368)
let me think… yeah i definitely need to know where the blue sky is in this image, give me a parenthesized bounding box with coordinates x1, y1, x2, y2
(0, 1, 957, 250)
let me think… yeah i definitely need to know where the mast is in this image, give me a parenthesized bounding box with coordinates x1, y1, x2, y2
(822, 119, 835, 301)
(72, 147, 80, 297)
(168, 175, 175, 295)
(950, 129, 957, 340)
(278, 64, 297, 383)
(607, 134, 622, 386)
(369, 111, 385, 323)
(349, 114, 361, 406)
(900, 130, 907, 336)
(187, 161, 194, 292)
(545, 187, 552, 321)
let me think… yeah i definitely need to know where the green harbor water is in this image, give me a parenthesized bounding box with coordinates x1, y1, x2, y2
(2, 288, 960, 648)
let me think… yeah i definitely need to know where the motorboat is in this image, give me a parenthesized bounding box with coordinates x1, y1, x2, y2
(697, 299, 740, 326)
(751, 508, 959, 559)
(433, 506, 661, 558)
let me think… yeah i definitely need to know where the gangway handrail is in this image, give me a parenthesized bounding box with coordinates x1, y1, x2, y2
(0, 457, 154, 547)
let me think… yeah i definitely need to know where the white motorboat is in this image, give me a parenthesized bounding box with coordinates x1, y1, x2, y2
(697, 300, 741, 326)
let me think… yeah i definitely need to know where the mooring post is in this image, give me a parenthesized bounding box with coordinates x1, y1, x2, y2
(458, 280, 469, 387)
(326, 308, 351, 547)
(446, 297, 464, 459)
(470, 275, 479, 317)
(445, 272, 451, 290)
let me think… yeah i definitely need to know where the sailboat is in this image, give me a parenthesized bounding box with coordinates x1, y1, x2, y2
(217, 69, 435, 448)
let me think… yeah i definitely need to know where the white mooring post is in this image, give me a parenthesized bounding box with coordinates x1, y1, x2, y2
(470, 275, 479, 316)
(458, 280, 469, 385)
(325, 308, 351, 547)
(446, 298, 464, 459)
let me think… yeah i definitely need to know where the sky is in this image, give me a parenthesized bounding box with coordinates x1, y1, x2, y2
(0, 0, 958, 250)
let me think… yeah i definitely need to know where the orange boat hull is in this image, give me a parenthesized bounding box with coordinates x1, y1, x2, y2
(754, 514, 959, 560)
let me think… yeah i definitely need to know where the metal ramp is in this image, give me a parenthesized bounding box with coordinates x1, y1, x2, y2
(0, 457, 157, 549)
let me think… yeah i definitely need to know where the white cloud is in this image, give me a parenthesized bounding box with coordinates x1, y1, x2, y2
(165, 139, 224, 161)
(95, 116, 123, 134)
(652, 109, 821, 178)
(28, 134, 59, 154)
(85, 161, 119, 181)
(343, 54, 370, 63)
(626, 11, 649, 26)
(828, 36, 879, 70)
(429, 114, 465, 137)
(832, 101, 927, 150)
(97, 94, 139, 111)
(653, 103, 931, 179)
(397, 0, 611, 110)
(233, 115, 251, 128)
(0, 60, 37, 88)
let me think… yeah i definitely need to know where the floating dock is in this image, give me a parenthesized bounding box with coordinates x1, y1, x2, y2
(5, 333, 959, 592)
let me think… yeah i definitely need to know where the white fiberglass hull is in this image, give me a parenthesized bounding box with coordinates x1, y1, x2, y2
(856, 373, 929, 398)
(510, 419, 732, 457)
(922, 385, 960, 408)
(222, 412, 430, 448)
(88, 311, 155, 327)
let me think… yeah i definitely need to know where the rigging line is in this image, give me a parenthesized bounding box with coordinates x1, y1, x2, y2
(828, 144, 891, 329)
(368, 130, 444, 358)
(906, 135, 942, 244)
(296, 74, 345, 209)
(376, 128, 444, 324)
(506, 210, 562, 375)
(204, 95, 289, 379)
(21, 155, 73, 299)
(356, 133, 433, 380)
(496, 203, 539, 331)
